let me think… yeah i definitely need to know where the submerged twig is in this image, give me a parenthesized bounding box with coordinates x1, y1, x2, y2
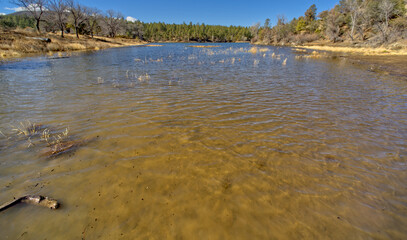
(41, 136, 96, 159)
(0, 195, 60, 212)
(0, 130, 6, 138)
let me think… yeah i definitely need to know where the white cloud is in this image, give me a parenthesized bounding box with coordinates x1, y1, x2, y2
(126, 16, 138, 23)
(5, 7, 26, 12)
(5, 4, 45, 12)
(0, 13, 5, 15)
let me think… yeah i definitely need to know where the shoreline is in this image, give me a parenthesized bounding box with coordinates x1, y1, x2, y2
(290, 43, 407, 79)
(2, 31, 406, 79)
(0, 29, 147, 61)
(252, 40, 407, 79)
(0, 31, 250, 61)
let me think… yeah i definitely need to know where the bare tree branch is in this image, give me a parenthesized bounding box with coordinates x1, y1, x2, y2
(10, 0, 48, 32)
(66, 0, 87, 38)
(102, 10, 124, 38)
(48, 0, 67, 37)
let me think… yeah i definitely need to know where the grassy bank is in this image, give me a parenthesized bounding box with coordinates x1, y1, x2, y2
(293, 40, 407, 56)
(0, 29, 146, 59)
(287, 40, 407, 78)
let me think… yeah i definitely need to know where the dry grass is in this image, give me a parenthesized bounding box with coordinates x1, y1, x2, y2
(187, 45, 220, 48)
(0, 29, 146, 60)
(248, 47, 269, 54)
(294, 51, 330, 60)
(297, 45, 407, 56)
(248, 47, 258, 54)
(10, 120, 43, 137)
(292, 48, 307, 53)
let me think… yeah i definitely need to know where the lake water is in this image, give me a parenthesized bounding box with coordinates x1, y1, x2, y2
(0, 43, 406, 239)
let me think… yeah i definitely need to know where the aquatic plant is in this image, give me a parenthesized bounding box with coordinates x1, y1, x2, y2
(137, 73, 151, 82)
(188, 55, 197, 60)
(248, 47, 258, 54)
(40, 127, 94, 158)
(11, 120, 43, 137)
(150, 58, 163, 62)
(233, 48, 245, 54)
(146, 44, 164, 47)
(41, 128, 69, 147)
(294, 50, 329, 60)
(292, 48, 307, 53)
(4, 119, 92, 158)
(253, 59, 260, 66)
(187, 45, 220, 48)
(0, 130, 6, 138)
(205, 49, 215, 56)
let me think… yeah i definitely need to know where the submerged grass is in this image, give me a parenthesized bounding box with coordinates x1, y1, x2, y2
(248, 47, 258, 54)
(297, 45, 407, 56)
(294, 50, 330, 60)
(146, 44, 164, 47)
(10, 120, 44, 137)
(187, 45, 220, 48)
(2, 120, 91, 158)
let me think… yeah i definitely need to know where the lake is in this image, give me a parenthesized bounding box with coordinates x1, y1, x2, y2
(0, 43, 406, 239)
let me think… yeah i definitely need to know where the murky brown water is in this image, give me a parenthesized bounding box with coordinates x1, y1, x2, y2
(0, 43, 406, 239)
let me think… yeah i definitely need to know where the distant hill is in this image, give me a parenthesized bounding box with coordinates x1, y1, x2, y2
(5, 11, 66, 20)
(7, 11, 31, 17)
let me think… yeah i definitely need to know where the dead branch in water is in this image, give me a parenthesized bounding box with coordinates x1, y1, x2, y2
(0, 195, 60, 212)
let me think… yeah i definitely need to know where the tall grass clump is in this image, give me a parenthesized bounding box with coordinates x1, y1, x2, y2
(248, 47, 258, 54)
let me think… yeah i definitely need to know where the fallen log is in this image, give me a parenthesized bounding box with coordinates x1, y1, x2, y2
(25, 37, 52, 43)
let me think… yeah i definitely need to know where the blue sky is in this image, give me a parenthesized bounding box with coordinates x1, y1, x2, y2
(1, 0, 339, 26)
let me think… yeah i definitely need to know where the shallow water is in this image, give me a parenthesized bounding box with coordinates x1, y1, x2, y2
(0, 43, 406, 239)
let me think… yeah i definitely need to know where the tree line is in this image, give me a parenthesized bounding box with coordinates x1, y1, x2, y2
(253, 0, 407, 45)
(3, 0, 405, 44)
(143, 22, 250, 42)
(2, 0, 137, 39)
(1, 0, 250, 42)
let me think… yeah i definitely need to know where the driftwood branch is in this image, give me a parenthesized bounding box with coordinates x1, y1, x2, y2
(0, 195, 60, 212)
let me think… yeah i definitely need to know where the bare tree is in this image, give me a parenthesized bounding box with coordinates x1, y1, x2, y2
(126, 20, 143, 39)
(11, 0, 48, 32)
(357, 2, 372, 41)
(249, 22, 260, 43)
(66, 0, 87, 38)
(342, 0, 364, 42)
(85, 7, 100, 38)
(48, 0, 67, 37)
(376, 0, 396, 42)
(102, 10, 124, 38)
